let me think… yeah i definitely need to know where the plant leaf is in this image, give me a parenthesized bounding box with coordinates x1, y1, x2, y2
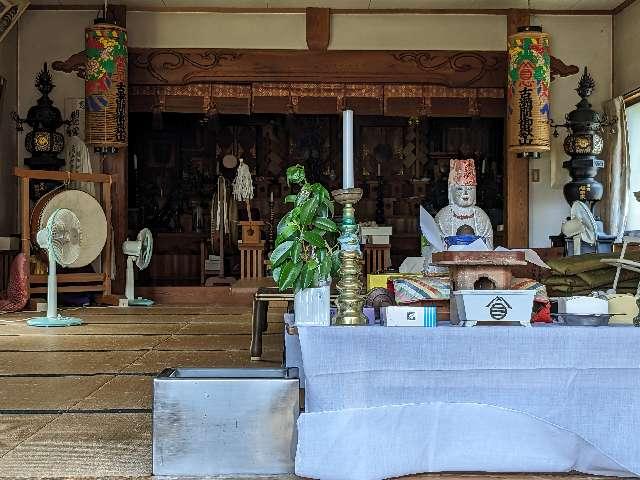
(299, 196, 319, 225)
(286, 164, 306, 185)
(280, 261, 303, 291)
(292, 241, 302, 264)
(302, 229, 325, 248)
(313, 217, 338, 232)
(270, 240, 294, 268)
(284, 195, 297, 204)
(275, 224, 297, 246)
(319, 254, 331, 282)
(277, 211, 293, 235)
(272, 266, 282, 283)
(303, 259, 318, 289)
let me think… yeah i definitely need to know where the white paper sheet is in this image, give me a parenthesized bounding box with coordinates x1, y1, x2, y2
(419, 207, 444, 252)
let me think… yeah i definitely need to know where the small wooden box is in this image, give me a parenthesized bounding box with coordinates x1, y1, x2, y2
(239, 221, 265, 245)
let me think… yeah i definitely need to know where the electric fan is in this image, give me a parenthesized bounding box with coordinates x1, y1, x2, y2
(27, 208, 83, 327)
(123, 228, 154, 306)
(561, 201, 598, 256)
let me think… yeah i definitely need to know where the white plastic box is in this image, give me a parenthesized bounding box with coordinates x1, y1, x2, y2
(450, 289, 534, 327)
(381, 305, 437, 327)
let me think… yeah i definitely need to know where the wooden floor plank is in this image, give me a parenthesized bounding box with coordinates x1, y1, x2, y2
(155, 333, 283, 352)
(0, 414, 58, 457)
(0, 376, 112, 411)
(0, 351, 142, 375)
(0, 334, 169, 352)
(0, 322, 184, 336)
(181, 321, 283, 335)
(75, 375, 152, 410)
(122, 350, 282, 374)
(0, 413, 151, 477)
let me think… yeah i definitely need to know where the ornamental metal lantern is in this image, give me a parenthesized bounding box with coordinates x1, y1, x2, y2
(11, 63, 67, 170)
(507, 26, 551, 158)
(85, 20, 128, 153)
(551, 67, 615, 209)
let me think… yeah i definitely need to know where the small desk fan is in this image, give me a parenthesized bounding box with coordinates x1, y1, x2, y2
(123, 228, 154, 306)
(27, 208, 83, 327)
(562, 201, 597, 256)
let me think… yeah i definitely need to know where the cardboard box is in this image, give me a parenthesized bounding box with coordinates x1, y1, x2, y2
(381, 305, 437, 327)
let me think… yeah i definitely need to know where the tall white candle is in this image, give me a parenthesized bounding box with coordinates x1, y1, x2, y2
(270, 191, 274, 202)
(342, 109, 354, 189)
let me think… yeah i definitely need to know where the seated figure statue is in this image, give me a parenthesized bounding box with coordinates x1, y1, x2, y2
(435, 158, 494, 249)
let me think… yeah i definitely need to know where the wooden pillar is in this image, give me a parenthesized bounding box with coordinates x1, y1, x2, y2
(102, 4, 127, 294)
(103, 150, 127, 294)
(505, 10, 531, 248)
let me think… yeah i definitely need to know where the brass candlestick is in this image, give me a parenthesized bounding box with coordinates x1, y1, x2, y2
(332, 187, 367, 326)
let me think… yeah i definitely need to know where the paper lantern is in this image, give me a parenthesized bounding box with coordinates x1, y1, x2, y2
(85, 22, 128, 152)
(507, 26, 551, 157)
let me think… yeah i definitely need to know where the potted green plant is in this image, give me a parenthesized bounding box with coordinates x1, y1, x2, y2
(270, 165, 340, 325)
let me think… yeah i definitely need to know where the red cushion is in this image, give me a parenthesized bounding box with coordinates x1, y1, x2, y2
(0, 253, 29, 312)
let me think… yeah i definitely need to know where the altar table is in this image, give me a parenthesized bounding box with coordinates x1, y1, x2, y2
(295, 325, 640, 480)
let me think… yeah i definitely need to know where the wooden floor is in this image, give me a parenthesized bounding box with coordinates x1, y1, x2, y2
(0, 301, 615, 479)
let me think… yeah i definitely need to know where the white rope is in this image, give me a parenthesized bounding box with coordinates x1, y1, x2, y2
(232, 158, 253, 202)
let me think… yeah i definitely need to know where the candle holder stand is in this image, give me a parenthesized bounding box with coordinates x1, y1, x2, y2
(375, 175, 385, 225)
(332, 187, 367, 326)
(268, 199, 275, 254)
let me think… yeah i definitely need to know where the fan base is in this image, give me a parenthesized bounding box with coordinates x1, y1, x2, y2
(128, 298, 155, 307)
(27, 316, 83, 327)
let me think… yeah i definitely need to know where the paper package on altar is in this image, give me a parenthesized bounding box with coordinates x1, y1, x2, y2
(381, 305, 437, 327)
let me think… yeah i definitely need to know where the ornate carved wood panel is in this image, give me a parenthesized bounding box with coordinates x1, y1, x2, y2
(129, 49, 509, 87)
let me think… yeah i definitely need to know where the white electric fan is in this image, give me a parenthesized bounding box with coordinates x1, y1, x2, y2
(27, 208, 83, 327)
(561, 201, 598, 256)
(123, 228, 154, 306)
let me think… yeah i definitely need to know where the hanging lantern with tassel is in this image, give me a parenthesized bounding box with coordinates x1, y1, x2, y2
(507, 26, 551, 158)
(85, 19, 128, 153)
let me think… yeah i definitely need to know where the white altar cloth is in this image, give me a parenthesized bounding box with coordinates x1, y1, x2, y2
(296, 325, 640, 480)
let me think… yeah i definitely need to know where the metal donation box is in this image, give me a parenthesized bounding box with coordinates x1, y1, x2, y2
(153, 367, 299, 476)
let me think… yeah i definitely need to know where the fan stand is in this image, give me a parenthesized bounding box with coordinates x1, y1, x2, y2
(27, 248, 82, 327)
(125, 255, 154, 306)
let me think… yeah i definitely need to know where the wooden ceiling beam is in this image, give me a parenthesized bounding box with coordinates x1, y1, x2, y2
(26, 5, 614, 15)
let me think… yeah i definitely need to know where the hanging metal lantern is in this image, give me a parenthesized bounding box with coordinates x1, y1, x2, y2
(507, 26, 551, 158)
(85, 20, 128, 153)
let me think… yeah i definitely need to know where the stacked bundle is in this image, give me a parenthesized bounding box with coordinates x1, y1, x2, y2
(544, 253, 640, 296)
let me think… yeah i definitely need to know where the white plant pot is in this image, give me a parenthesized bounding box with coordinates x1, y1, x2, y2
(294, 285, 331, 326)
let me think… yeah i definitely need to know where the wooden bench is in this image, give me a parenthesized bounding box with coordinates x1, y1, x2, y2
(250, 286, 337, 361)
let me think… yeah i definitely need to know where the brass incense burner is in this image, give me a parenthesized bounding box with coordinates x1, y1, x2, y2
(332, 188, 367, 326)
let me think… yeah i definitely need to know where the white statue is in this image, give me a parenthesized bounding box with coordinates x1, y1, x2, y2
(435, 159, 494, 249)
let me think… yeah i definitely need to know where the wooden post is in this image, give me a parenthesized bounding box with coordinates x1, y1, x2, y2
(102, 149, 127, 294)
(102, 178, 112, 297)
(505, 10, 531, 248)
(102, 4, 128, 294)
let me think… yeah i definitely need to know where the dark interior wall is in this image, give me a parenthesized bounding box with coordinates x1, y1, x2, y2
(0, 28, 18, 236)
